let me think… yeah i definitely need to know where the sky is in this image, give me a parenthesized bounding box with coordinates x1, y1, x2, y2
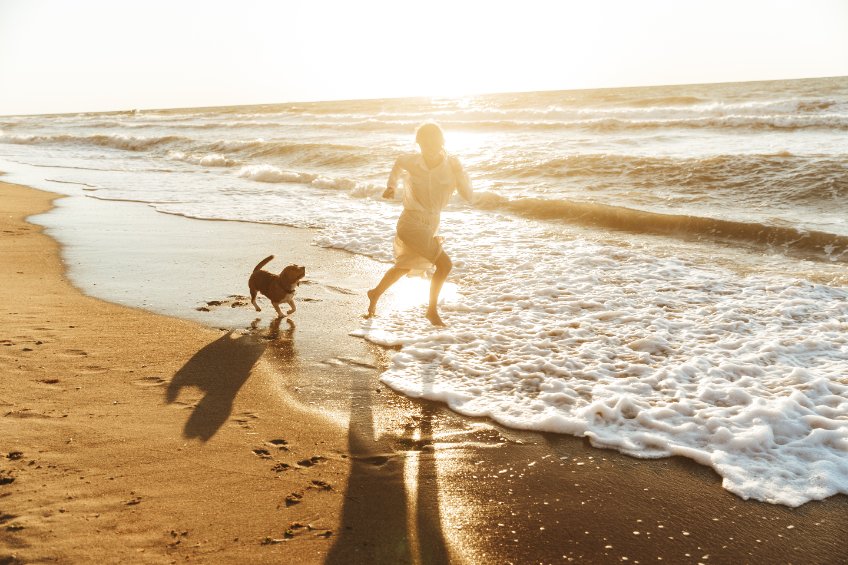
(1, 0, 847, 115)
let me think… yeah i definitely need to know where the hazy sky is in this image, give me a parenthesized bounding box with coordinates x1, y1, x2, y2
(1, 0, 847, 115)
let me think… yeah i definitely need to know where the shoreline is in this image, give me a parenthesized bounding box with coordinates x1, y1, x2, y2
(2, 181, 846, 564)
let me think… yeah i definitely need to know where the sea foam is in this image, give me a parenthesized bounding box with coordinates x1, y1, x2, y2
(351, 216, 848, 507)
(237, 163, 315, 183)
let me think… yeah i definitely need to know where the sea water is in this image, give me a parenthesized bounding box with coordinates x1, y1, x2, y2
(2, 76, 846, 506)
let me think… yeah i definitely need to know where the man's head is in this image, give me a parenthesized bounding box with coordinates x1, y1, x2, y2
(416, 122, 444, 157)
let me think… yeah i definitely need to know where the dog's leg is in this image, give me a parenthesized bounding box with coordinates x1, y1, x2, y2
(286, 299, 296, 316)
(250, 287, 261, 311)
(272, 302, 284, 318)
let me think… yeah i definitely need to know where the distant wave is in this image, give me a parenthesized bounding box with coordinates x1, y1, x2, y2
(473, 114, 848, 132)
(483, 152, 848, 204)
(0, 132, 380, 168)
(14, 112, 848, 145)
(473, 194, 848, 262)
(1, 132, 189, 151)
(73, 119, 292, 130)
(232, 155, 848, 261)
(625, 95, 706, 107)
(232, 96, 843, 121)
(201, 138, 380, 168)
(239, 141, 373, 167)
(24, 94, 844, 134)
(587, 97, 846, 117)
(307, 113, 848, 133)
(237, 164, 382, 196)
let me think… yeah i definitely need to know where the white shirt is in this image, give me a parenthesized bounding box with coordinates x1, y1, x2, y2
(387, 152, 473, 214)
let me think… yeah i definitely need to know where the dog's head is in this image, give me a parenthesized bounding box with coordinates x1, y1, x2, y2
(279, 264, 306, 286)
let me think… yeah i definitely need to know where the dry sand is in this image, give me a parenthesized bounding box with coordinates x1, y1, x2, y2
(1, 181, 846, 564)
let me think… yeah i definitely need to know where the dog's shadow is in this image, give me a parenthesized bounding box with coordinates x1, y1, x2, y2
(165, 331, 266, 442)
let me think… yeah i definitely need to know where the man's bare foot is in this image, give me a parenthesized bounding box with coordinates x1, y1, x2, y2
(426, 309, 446, 327)
(366, 289, 379, 318)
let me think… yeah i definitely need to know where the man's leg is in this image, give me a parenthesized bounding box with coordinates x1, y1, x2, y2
(426, 252, 452, 326)
(367, 267, 409, 317)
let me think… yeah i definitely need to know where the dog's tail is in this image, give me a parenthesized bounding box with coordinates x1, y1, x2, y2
(253, 255, 274, 272)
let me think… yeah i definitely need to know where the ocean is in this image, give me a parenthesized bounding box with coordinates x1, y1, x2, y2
(2, 76, 846, 507)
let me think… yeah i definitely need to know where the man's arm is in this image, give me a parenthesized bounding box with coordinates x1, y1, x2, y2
(450, 156, 473, 202)
(383, 155, 408, 199)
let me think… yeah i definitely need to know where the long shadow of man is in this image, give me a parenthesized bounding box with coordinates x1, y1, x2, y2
(326, 384, 451, 564)
(326, 384, 412, 564)
(165, 331, 266, 442)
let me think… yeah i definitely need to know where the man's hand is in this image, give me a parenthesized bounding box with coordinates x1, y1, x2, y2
(382, 186, 395, 199)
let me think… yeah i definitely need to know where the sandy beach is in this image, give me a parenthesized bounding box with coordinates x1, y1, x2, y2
(2, 180, 846, 564)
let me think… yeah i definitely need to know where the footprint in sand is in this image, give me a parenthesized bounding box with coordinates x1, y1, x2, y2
(267, 439, 288, 446)
(171, 400, 199, 410)
(78, 365, 108, 375)
(233, 411, 259, 429)
(282, 522, 334, 540)
(131, 376, 167, 387)
(296, 456, 326, 468)
(284, 491, 303, 507)
(354, 454, 393, 467)
(196, 297, 251, 312)
(266, 439, 289, 451)
(281, 482, 333, 511)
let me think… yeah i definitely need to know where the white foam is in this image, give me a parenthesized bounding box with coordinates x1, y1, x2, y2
(167, 150, 239, 167)
(237, 164, 315, 183)
(310, 175, 382, 196)
(235, 163, 384, 198)
(352, 219, 848, 507)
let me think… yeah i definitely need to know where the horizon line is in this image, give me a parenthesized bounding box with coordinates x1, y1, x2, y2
(3, 73, 846, 119)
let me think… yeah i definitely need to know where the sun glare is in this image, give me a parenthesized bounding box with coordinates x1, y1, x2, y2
(2, 1, 847, 114)
(382, 276, 460, 313)
(442, 129, 489, 158)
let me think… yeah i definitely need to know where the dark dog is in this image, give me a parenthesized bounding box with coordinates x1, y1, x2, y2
(248, 255, 306, 317)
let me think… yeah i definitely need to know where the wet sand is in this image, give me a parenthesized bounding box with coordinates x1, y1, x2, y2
(2, 181, 846, 564)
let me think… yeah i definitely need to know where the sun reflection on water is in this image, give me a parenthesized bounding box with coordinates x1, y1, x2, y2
(382, 275, 460, 313)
